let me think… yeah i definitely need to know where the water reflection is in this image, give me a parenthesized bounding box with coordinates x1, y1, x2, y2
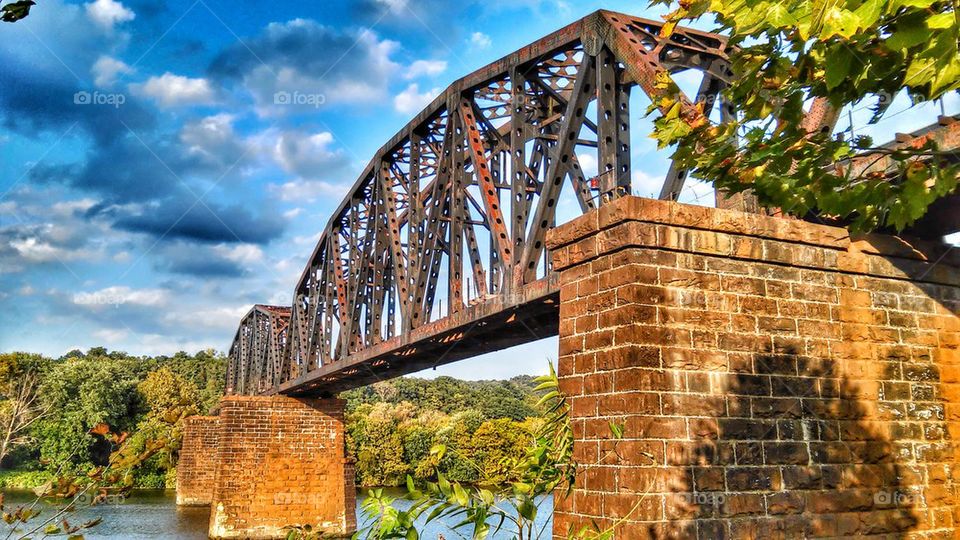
(0, 489, 553, 539)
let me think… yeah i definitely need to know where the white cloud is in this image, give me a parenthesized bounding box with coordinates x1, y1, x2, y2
(133, 73, 216, 107)
(93, 328, 129, 343)
(72, 285, 169, 308)
(85, 0, 134, 31)
(470, 32, 492, 49)
(51, 198, 97, 217)
(92, 55, 133, 87)
(271, 180, 348, 203)
(162, 304, 252, 331)
(179, 114, 250, 169)
(272, 131, 347, 179)
(214, 243, 264, 266)
(283, 208, 304, 219)
(216, 23, 402, 115)
(394, 83, 441, 114)
(632, 169, 664, 198)
(10, 236, 89, 263)
(577, 153, 598, 178)
(405, 59, 447, 79)
(18, 284, 35, 296)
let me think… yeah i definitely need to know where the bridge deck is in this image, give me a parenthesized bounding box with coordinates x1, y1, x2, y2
(281, 276, 558, 395)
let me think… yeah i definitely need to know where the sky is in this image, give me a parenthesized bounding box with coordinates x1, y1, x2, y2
(0, 0, 956, 380)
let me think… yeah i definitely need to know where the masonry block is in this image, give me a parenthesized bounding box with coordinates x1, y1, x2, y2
(547, 196, 960, 538)
(209, 396, 356, 539)
(176, 415, 220, 506)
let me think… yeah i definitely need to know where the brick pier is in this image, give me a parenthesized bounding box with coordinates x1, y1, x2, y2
(176, 416, 220, 506)
(177, 396, 355, 539)
(547, 197, 960, 538)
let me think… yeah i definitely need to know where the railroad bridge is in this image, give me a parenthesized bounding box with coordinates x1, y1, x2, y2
(175, 9, 960, 539)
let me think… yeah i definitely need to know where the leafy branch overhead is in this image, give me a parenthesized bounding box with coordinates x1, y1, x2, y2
(652, 0, 960, 232)
(0, 0, 34, 22)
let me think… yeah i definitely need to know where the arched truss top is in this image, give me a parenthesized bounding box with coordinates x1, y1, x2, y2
(267, 10, 733, 395)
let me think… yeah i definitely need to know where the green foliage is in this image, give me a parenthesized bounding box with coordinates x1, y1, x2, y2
(0, 0, 34, 23)
(346, 377, 545, 488)
(0, 347, 226, 489)
(0, 468, 53, 489)
(355, 364, 576, 540)
(344, 376, 540, 421)
(651, 0, 959, 232)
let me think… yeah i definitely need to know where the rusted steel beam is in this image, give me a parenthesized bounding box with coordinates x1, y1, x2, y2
(226, 9, 953, 397)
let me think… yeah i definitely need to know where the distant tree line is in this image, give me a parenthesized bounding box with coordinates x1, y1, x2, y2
(0, 348, 546, 490)
(343, 376, 545, 487)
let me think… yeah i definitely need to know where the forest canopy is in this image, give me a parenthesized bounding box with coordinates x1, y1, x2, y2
(0, 348, 546, 490)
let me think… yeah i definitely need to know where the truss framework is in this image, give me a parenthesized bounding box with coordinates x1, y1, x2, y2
(227, 9, 879, 395)
(226, 305, 290, 395)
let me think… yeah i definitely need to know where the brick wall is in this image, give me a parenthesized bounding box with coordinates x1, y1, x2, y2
(176, 415, 220, 506)
(209, 395, 356, 539)
(546, 197, 960, 538)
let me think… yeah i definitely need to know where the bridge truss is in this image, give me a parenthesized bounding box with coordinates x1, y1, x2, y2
(224, 9, 958, 397)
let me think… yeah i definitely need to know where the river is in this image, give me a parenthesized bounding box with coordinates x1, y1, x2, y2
(0, 489, 553, 539)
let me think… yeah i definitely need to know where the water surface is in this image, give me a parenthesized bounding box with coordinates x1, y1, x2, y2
(1, 489, 553, 539)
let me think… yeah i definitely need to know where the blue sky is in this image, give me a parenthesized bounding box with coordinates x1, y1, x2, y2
(0, 0, 956, 380)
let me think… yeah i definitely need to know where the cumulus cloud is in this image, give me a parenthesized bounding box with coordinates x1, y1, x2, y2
(133, 73, 217, 107)
(470, 32, 492, 49)
(270, 179, 348, 203)
(272, 131, 348, 179)
(72, 285, 168, 308)
(153, 241, 265, 277)
(209, 20, 400, 114)
(405, 59, 447, 79)
(85, 0, 135, 30)
(179, 114, 251, 171)
(92, 55, 134, 87)
(394, 83, 441, 114)
(0, 222, 99, 271)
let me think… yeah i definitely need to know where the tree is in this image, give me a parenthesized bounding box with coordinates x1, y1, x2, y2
(32, 353, 145, 471)
(132, 367, 201, 487)
(651, 0, 959, 232)
(0, 354, 50, 467)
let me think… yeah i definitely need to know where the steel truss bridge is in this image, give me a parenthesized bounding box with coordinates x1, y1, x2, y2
(226, 9, 960, 397)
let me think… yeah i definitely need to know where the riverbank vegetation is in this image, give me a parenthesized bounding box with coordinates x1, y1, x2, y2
(0, 348, 224, 489)
(0, 348, 547, 491)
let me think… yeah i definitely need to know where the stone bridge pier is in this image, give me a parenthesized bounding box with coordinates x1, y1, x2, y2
(547, 197, 960, 538)
(176, 396, 356, 539)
